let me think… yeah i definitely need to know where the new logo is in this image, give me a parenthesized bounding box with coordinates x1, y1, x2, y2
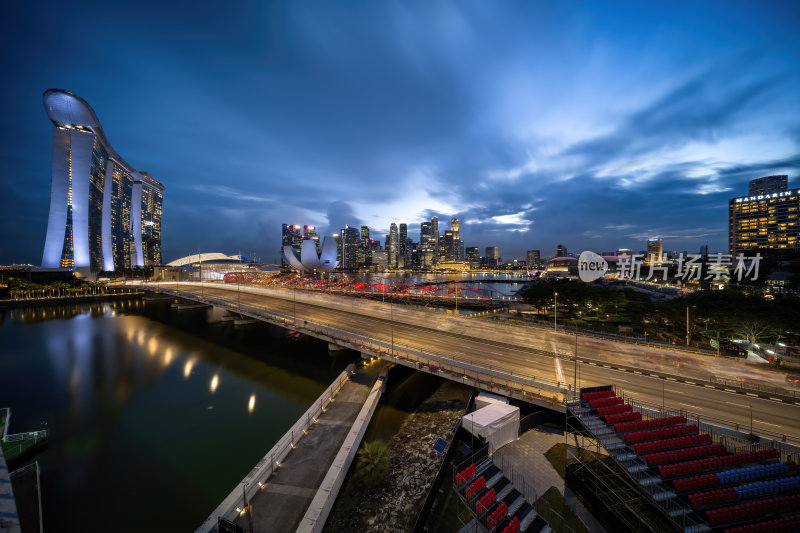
(578, 251, 608, 282)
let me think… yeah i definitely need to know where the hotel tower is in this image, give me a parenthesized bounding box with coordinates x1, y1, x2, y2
(41, 89, 165, 271)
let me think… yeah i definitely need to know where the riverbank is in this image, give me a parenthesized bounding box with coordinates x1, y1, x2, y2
(323, 379, 471, 532)
(0, 289, 142, 309)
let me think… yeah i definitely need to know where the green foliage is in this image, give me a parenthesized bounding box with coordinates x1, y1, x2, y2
(355, 440, 389, 488)
(520, 280, 800, 344)
(7, 278, 108, 300)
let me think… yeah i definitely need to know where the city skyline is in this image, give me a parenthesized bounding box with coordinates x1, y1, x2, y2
(1, 1, 799, 265)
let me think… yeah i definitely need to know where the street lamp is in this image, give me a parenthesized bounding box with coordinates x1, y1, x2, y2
(390, 298, 394, 356)
(571, 318, 578, 392)
(554, 292, 558, 332)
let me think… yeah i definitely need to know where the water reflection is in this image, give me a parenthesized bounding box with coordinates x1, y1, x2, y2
(183, 358, 194, 378)
(0, 301, 354, 533)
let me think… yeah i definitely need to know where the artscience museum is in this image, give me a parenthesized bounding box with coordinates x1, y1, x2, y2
(283, 237, 338, 271)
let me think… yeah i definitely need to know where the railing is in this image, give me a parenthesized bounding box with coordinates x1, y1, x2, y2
(710, 376, 800, 400)
(494, 452, 538, 504)
(3, 429, 48, 443)
(535, 499, 579, 533)
(194, 364, 354, 533)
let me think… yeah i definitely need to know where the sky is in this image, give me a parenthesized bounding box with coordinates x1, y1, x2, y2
(1, 0, 799, 265)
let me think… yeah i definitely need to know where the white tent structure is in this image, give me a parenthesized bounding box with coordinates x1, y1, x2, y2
(475, 392, 509, 410)
(462, 402, 520, 455)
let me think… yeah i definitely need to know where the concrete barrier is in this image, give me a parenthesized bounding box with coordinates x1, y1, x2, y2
(194, 364, 354, 533)
(296, 369, 388, 533)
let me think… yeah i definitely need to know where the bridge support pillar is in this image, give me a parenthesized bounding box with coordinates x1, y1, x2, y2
(328, 342, 347, 353)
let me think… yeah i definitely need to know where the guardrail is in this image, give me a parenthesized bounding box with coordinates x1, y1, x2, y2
(3, 430, 48, 443)
(710, 376, 800, 400)
(194, 364, 353, 533)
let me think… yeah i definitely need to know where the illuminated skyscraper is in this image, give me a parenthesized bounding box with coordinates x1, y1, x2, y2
(281, 224, 303, 267)
(729, 176, 799, 253)
(399, 223, 408, 268)
(41, 89, 165, 270)
(389, 223, 398, 268)
(646, 238, 663, 264)
(485, 246, 499, 268)
(431, 216, 439, 263)
(340, 225, 360, 269)
(526, 250, 540, 266)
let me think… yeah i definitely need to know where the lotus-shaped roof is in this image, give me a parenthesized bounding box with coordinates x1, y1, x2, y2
(283, 237, 338, 271)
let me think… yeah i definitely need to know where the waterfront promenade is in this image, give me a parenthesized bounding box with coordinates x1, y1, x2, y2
(232, 361, 387, 533)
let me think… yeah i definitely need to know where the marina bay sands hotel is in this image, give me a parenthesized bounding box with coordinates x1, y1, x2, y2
(41, 88, 164, 272)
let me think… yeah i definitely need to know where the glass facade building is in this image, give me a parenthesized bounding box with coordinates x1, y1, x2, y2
(729, 176, 799, 253)
(41, 89, 165, 271)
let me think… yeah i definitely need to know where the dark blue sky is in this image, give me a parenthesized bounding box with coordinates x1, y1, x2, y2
(2, 1, 799, 264)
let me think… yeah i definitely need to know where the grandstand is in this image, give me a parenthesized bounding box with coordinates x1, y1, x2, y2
(567, 386, 800, 533)
(454, 444, 549, 533)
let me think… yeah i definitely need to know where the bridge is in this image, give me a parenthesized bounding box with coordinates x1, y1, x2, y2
(139, 282, 800, 442)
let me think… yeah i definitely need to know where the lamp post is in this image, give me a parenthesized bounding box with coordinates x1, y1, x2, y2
(686, 305, 689, 346)
(554, 292, 558, 332)
(198, 249, 203, 297)
(571, 319, 578, 393)
(390, 298, 394, 356)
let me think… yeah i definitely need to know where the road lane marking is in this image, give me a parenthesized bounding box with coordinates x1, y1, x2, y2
(555, 358, 565, 385)
(754, 420, 783, 428)
(770, 398, 783, 402)
(746, 393, 759, 397)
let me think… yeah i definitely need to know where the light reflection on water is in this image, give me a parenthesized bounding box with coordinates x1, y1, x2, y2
(0, 301, 352, 532)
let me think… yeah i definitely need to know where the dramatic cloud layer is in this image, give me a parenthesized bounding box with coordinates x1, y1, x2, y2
(1, 0, 798, 264)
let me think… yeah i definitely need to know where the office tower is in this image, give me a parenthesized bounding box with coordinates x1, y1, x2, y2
(526, 250, 540, 266)
(442, 231, 455, 261)
(372, 249, 388, 268)
(749, 175, 788, 195)
(359, 226, 371, 267)
(699, 244, 709, 257)
(730, 176, 799, 253)
(466, 247, 480, 268)
(450, 217, 464, 260)
(398, 223, 408, 268)
(389, 223, 398, 268)
(420, 222, 433, 247)
(281, 224, 303, 267)
(556, 244, 567, 257)
(340, 225, 360, 269)
(303, 225, 320, 251)
(486, 246, 499, 268)
(41, 89, 165, 271)
(616, 248, 633, 258)
(431, 216, 439, 264)
(646, 238, 663, 264)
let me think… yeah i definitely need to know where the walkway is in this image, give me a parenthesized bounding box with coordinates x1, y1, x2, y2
(235, 362, 387, 533)
(0, 446, 21, 533)
(494, 427, 607, 533)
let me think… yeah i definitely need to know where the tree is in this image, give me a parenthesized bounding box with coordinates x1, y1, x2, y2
(737, 319, 770, 345)
(355, 441, 389, 487)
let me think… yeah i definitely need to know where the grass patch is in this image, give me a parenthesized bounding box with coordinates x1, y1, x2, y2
(536, 486, 589, 533)
(544, 443, 599, 479)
